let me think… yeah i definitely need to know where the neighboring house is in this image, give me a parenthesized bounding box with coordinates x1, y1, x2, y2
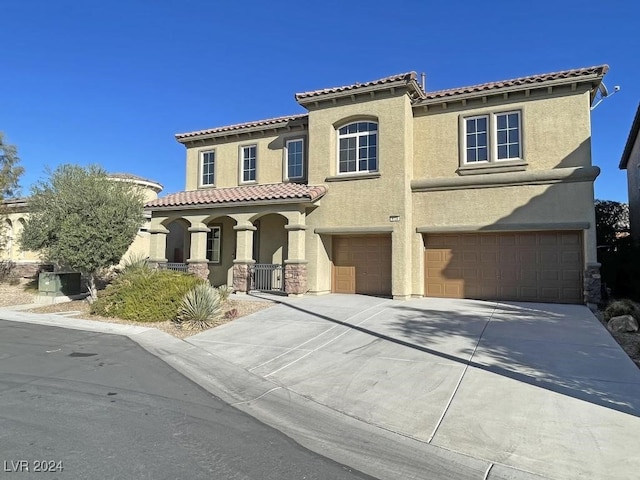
(146, 65, 608, 305)
(619, 102, 640, 243)
(0, 173, 162, 276)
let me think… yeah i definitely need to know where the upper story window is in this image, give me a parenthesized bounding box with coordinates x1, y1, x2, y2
(206, 225, 221, 263)
(464, 111, 521, 164)
(201, 151, 215, 186)
(338, 121, 378, 174)
(241, 145, 257, 183)
(286, 138, 305, 180)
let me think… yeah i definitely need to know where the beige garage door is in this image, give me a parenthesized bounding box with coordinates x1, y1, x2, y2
(333, 235, 392, 296)
(424, 231, 583, 303)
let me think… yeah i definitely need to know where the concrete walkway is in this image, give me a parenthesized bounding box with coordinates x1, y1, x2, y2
(186, 294, 640, 480)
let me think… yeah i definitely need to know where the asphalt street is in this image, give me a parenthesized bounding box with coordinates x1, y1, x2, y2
(0, 320, 376, 480)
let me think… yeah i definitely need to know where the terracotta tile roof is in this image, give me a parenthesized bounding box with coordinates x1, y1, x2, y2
(620, 103, 640, 169)
(146, 183, 327, 209)
(295, 72, 422, 102)
(175, 113, 308, 141)
(417, 65, 609, 103)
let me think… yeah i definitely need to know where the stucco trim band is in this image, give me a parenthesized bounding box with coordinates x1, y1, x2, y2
(325, 172, 382, 182)
(411, 166, 600, 192)
(416, 222, 590, 234)
(315, 226, 394, 235)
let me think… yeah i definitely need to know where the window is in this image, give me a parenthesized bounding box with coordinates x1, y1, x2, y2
(201, 151, 215, 186)
(338, 121, 377, 174)
(241, 145, 257, 182)
(286, 138, 305, 180)
(463, 111, 521, 164)
(206, 226, 221, 263)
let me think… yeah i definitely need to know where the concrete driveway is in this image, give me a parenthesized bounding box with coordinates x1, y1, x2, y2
(188, 294, 640, 479)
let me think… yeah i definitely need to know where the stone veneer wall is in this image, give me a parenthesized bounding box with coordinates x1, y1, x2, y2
(187, 262, 209, 280)
(284, 263, 307, 295)
(232, 263, 251, 292)
(584, 264, 601, 308)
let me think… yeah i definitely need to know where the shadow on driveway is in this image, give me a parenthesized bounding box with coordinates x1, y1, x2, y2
(249, 293, 640, 417)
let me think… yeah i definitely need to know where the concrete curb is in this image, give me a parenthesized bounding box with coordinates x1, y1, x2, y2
(0, 307, 548, 480)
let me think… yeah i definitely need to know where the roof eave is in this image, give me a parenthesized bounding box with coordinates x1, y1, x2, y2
(295, 79, 421, 107)
(175, 119, 309, 144)
(619, 103, 640, 169)
(414, 72, 607, 108)
(147, 195, 324, 212)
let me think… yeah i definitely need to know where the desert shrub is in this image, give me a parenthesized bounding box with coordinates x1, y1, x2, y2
(216, 285, 233, 302)
(603, 299, 640, 323)
(175, 283, 223, 330)
(0, 260, 15, 282)
(91, 268, 204, 322)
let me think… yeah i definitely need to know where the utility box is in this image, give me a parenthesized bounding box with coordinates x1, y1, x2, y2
(38, 272, 82, 297)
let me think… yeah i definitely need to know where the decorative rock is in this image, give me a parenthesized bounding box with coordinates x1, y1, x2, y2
(608, 315, 639, 333)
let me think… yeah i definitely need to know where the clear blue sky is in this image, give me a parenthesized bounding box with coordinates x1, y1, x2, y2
(1, 0, 638, 202)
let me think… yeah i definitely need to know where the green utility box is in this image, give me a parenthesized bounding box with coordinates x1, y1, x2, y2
(38, 272, 82, 297)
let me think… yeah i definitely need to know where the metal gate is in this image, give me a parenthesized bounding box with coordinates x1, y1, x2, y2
(251, 264, 284, 292)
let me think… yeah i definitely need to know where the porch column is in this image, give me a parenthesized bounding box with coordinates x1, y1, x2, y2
(232, 222, 256, 293)
(284, 223, 307, 295)
(187, 222, 210, 280)
(148, 227, 169, 265)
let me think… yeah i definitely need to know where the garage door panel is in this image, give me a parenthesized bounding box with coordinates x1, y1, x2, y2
(425, 231, 582, 304)
(333, 235, 392, 296)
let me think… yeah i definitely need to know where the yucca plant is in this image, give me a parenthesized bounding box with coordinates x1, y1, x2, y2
(176, 283, 223, 330)
(216, 285, 233, 302)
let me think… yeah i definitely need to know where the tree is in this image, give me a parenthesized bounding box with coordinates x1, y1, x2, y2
(0, 133, 25, 251)
(594, 199, 629, 247)
(19, 164, 145, 299)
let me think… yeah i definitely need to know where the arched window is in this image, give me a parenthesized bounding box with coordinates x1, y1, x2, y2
(337, 121, 378, 174)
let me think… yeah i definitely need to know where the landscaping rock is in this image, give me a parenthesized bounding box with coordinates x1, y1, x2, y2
(608, 315, 639, 333)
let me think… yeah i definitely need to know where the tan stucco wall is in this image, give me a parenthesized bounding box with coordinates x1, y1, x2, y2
(256, 214, 288, 264)
(625, 135, 640, 241)
(304, 93, 415, 297)
(413, 89, 593, 179)
(184, 132, 308, 191)
(207, 216, 236, 287)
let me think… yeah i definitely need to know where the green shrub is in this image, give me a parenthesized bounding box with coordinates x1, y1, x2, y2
(91, 268, 204, 322)
(603, 299, 640, 322)
(216, 285, 233, 302)
(175, 283, 223, 331)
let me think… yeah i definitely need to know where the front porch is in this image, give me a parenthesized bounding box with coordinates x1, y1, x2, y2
(148, 209, 311, 296)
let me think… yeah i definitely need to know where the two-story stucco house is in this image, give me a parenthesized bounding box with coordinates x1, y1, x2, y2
(146, 65, 608, 305)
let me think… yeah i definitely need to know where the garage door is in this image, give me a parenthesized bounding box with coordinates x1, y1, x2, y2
(333, 235, 392, 296)
(424, 231, 583, 303)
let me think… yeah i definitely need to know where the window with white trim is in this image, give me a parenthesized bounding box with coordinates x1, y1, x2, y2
(463, 111, 521, 164)
(338, 121, 378, 174)
(206, 225, 221, 263)
(201, 150, 215, 186)
(286, 138, 305, 180)
(241, 145, 257, 182)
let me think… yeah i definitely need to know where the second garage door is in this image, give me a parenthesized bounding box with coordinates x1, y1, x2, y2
(333, 235, 392, 296)
(424, 231, 583, 303)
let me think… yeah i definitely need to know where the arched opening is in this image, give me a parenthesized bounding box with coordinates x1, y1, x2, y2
(204, 215, 237, 287)
(249, 213, 289, 292)
(165, 219, 190, 264)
